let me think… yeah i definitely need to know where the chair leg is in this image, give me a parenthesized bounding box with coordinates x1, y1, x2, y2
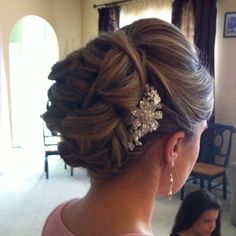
(64, 163, 67, 169)
(45, 156, 49, 179)
(71, 167, 74, 176)
(223, 175, 227, 200)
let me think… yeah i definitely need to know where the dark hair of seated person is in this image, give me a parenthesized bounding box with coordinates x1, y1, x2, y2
(170, 189, 222, 236)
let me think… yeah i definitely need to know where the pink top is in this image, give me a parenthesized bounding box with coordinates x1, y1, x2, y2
(42, 199, 149, 236)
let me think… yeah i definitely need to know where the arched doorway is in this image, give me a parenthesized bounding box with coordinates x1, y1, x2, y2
(9, 15, 59, 156)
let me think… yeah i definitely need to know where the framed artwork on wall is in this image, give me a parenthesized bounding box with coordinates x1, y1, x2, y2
(223, 12, 236, 38)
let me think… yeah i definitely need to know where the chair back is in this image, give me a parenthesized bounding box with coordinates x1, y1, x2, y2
(43, 123, 61, 150)
(198, 123, 236, 167)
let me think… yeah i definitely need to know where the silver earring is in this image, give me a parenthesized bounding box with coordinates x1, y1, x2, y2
(168, 169, 173, 200)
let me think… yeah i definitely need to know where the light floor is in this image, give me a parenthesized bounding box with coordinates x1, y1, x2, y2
(0, 148, 235, 236)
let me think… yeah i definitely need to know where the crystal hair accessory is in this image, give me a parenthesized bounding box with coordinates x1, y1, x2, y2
(128, 84, 163, 151)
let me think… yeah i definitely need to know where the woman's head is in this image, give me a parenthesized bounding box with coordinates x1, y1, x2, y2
(42, 18, 214, 178)
(170, 189, 222, 236)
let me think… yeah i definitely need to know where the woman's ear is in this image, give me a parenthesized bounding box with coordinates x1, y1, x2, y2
(163, 131, 186, 168)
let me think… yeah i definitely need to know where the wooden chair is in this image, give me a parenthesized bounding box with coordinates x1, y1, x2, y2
(43, 124, 74, 179)
(181, 123, 235, 200)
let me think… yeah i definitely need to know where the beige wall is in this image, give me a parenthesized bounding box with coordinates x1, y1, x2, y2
(215, 0, 236, 162)
(52, 0, 82, 58)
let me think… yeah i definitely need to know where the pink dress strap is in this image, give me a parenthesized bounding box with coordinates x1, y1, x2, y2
(42, 199, 77, 236)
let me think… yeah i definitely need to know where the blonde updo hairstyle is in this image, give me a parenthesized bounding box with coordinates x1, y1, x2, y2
(42, 18, 213, 178)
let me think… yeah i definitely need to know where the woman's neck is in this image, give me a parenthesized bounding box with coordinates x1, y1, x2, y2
(83, 149, 163, 235)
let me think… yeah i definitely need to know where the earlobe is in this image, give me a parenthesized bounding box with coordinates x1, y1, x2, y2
(164, 131, 186, 168)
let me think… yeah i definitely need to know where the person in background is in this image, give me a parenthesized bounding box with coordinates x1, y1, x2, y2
(170, 189, 222, 236)
(41, 18, 214, 236)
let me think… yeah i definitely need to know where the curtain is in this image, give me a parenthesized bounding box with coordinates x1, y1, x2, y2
(172, 0, 217, 76)
(120, 0, 172, 27)
(172, 0, 186, 27)
(98, 6, 120, 32)
(193, 0, 217, 76)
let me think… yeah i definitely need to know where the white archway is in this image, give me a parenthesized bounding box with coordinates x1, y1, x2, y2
(9, 15, 59, 154)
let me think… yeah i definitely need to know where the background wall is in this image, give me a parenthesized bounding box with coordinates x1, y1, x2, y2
(52, 0, 82, 58)
(215, 0, 236, 161)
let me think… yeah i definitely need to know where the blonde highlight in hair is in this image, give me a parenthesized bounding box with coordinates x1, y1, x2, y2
(42, 18, 213, 178)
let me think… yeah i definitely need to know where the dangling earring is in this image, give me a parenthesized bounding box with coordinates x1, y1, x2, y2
(168, 169, 173, 200)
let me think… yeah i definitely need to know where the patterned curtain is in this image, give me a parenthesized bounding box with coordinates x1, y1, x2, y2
(98, 6, 120, 32)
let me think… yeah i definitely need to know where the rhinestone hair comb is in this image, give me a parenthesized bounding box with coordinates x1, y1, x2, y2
(128, 84, 163, 151)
